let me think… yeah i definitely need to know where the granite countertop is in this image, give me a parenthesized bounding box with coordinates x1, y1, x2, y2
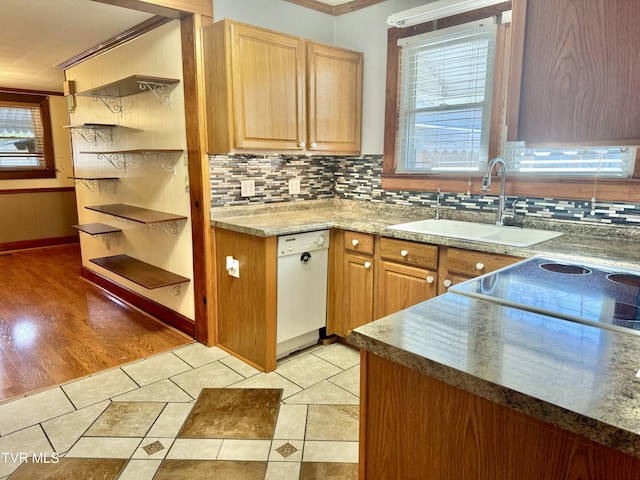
(346, 292, 640, 459)
(211, 198, 640, 268)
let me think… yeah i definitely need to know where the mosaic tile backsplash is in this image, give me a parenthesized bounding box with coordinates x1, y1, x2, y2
(209, 154, 640, 226)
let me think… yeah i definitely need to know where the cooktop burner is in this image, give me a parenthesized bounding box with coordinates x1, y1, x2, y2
(451, 256, 640, 335)
(539, 262, 592, 275)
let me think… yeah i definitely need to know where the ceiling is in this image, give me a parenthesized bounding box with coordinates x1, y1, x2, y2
(0, 0, 154, 93)
(0, 0, 374, 94)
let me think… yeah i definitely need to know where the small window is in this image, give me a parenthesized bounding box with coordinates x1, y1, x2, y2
(396, 19, 497, 174)
(502, 142, 636, 178)
(0, 92, 55, 179)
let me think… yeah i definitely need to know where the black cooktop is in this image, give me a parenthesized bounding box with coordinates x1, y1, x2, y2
(451, 256, 640, 335)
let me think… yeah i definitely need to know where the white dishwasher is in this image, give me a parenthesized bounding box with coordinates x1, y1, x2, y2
(276, 230, 330, 359)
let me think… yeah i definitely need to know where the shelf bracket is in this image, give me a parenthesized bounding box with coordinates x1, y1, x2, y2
(147, 221, 180, 236)
(97, 153, 134, 172)
(143, 151, 177, 175)
(93, 96, 129, 115)
(137, 80, 172, 105)
(165, 284, 183, 296)
(68, 126, 113, 145)
(73, 178, 118, 194)
(92, 232, 120, 250)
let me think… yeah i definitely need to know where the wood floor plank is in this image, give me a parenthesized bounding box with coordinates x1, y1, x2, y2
(0, 244, 193, 402)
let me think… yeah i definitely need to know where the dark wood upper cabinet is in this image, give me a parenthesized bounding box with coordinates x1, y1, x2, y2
(507, 0, 640, 146)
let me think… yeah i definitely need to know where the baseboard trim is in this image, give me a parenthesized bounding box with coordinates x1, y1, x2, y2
(0, 235, 78, 252)
(81, 266, 196, 338)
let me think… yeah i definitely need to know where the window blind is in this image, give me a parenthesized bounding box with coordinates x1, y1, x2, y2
(502, 142, 635, 178)
(396, 19, 497, 173)
(0, 104, 46, 168)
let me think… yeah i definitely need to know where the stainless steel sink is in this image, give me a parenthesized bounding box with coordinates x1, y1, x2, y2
(387, 219, 563, 247)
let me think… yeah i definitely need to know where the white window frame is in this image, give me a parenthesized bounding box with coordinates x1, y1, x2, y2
(395, 18, 497, 174)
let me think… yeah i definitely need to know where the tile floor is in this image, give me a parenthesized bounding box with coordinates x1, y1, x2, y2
(0, 342, 360, 479)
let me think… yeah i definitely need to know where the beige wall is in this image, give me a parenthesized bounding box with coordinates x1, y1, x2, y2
(65, 20, 194, 320)
(0, 190, 77, 244)
(0, 95, 77, 245)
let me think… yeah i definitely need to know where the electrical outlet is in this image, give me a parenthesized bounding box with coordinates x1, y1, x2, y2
(240, 179, 255, 197)
(289, 178, 301, 195)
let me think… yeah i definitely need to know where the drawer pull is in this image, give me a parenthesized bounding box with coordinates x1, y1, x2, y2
(400, 249, 408, 257)
(351, 239, 359, 246)
(476, 262, 485, 271)
(298, 141, 306, 148)
(310, 142, 317, 149)
(426, 276, 434, 284)
(443, 279, 452, 288)
(364, 261, 371, 269)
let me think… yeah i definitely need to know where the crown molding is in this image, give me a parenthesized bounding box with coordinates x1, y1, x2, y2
(284, 0, 386, 16)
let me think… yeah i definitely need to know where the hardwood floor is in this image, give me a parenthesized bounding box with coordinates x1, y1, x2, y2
(0, 244, 193, 402)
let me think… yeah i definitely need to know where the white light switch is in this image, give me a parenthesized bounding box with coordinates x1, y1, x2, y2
(240, 180, 255, 197)
(289, 178, 301, 195)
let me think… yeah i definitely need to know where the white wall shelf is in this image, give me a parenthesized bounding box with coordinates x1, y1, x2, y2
(64, 123, 115, 145)
(76, 75, 180, 114)
(68, 176, 118, 194)
(80, 149, 183, 174)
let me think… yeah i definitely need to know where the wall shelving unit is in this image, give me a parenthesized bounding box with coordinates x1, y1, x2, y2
(70, 74, 189, 295)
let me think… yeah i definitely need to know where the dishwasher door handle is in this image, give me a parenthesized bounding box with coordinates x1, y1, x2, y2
(300, 252, 312, 263)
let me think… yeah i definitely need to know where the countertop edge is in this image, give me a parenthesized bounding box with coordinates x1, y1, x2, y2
(347, 325, 640, 459)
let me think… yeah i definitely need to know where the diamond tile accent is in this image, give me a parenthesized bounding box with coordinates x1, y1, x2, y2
(143, 440, 165, 456)
(275, 442, 298, 459)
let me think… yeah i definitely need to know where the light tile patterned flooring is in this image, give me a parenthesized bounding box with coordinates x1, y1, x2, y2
(0, 342, 360, 479)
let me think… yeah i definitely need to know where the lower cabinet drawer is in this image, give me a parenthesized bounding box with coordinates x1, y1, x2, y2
(344, 231, 375, 255)
(379, 237, 438, 269)
(444, 247, 519, 277)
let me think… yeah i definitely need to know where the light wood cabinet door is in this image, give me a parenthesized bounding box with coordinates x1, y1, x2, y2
(507, 0, 640, 145)
(376, 260, 437, 319)
(204, 19, 306, 153)
(307, 42, 363, 154)
(340, 252, 374, 337)
(231, 22, 306, 151)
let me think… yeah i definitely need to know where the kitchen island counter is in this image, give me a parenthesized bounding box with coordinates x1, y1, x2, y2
(347, 292, 640, 477)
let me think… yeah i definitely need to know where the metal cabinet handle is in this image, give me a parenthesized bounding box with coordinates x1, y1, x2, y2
(400, 249, 408, 257)
(443, 279, 452, 287)
(364, 261, 371, 269)
(298, 142, 306, 148)
(426, 276, 434, 284)
(476, 262, 485, 270)
(351, 239, 359, 246)
(310, 142, 317, 149)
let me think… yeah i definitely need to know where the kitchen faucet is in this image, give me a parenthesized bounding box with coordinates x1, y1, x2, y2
(481, 157, 507, 225)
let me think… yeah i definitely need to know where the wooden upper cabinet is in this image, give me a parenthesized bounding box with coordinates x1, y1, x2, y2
(203, 19, 363, 154)
(307, 42, 363, 154)
(231, 23, 306, 151)
(204, 19, 306, 152)
(507, 0, 640, 145)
